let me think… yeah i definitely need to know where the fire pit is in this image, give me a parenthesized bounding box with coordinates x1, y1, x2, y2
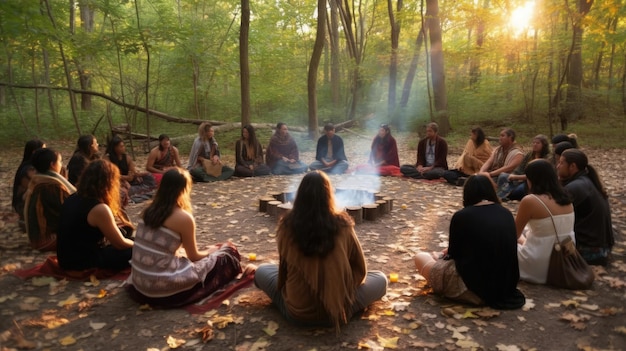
(259, 188, 393, 224)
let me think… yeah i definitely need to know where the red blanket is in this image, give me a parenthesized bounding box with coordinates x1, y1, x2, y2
(12, 256, 130, 281)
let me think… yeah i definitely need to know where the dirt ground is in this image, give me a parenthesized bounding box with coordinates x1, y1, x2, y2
(0, 133, 625, 351)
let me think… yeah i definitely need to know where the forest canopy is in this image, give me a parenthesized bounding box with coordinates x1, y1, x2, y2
(0, 0, 624, 145)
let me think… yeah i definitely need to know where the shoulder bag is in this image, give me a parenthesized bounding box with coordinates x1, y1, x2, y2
(202, 159, 222, 178)
(533, 195, 594, 290)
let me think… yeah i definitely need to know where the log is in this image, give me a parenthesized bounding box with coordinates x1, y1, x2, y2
(259, 196, 276, 212)
(346, 206, 363, 224)
(363, 204, 379, 221)
(376, 199, 389, 215)
(383, 196, 394, 212)
(267, 201, 282, 216)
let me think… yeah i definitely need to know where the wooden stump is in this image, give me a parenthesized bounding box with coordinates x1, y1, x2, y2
(383, 196, 393, 212)
(346, 206, 363, 224)
(374, 192, 385, 201)
(267, 200, 282, 216)
(363, 204, 379, 221)
(277, 203, 293, 221)
(376, 199, 389, 216)
(259, 196, 276, 212)
(269, 191, 284, 203)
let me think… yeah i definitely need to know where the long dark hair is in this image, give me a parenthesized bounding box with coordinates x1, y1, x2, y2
(561, 149, 607, 199)
(533, 134, 550, 159)
(105, 135, 125, 169)
(21, 139, 45, 165)
(242, 124, 259, 146)
(372, 124, 392, 148)
(525, 159, 571, 205)
(142, 168, 192, 228)
(463, 175, 500, 207)
(75, 134, 97, 159)
(471, 127, 486, 147)
(281, 171, 352, 257)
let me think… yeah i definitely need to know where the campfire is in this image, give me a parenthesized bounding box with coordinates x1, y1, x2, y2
(259, 188, 393, 224)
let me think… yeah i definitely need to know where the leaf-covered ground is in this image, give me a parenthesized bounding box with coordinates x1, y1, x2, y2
(0, 133, 625, 351)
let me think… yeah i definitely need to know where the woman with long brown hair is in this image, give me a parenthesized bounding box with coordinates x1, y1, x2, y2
(254, 171, 387, 330)
(126, 167, 246, 307)
(57, 159, 133, 271)
(234, 124, 271, 177)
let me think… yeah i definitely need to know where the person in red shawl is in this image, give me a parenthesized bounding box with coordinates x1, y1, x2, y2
(355, 124, 401, 176)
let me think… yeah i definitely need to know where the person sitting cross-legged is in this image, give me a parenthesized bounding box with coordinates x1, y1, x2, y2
(234, 124, 271, 177)
(126, 167, 248, 308)
(354, 124, 401, 176)
(443, 127, 492, 186)
(414, 175, 525, 309)
(24, 148, 76, 251)
(557, 149, 614, 266)
(309, 123, 349, 175)
(515, 159, 575, 284)
(401, 122, 448, 180)
(146, 134, 183, 185)
(254, 171, 387, 331)
(266, 122, 308, 175)
(478, 128, 524, 182)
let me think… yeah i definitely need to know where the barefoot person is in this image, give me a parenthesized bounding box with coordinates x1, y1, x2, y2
(126, 167, 249, 307)
(254, 171, 387, 330)
(414, 175, 525, 309)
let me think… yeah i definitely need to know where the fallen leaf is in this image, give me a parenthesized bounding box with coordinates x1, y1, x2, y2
(377, 334, 399, 349)
(496, 344, 521, 351)
(31, 276, 56, 287)
(59, 335, 76, 346)
(57, 294, 80, 307)
(263, 320, 279, 336)
(166, 335, 186, 348)
(89, 321, 106, 330)
(0, 292, 18, 303)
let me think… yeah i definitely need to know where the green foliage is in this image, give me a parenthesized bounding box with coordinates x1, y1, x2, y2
(0, 0, 624, 150)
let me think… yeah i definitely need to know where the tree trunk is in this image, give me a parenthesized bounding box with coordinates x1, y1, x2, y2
(329, 0, 341, 115)
(336, 0, 363, 120)
(387, 0, 402, 119)
(30, 44, 41, 133)
(399, 0, 426, 109)
(78, 0, 94, 110)
(559, 0, 594, 130)
(308, 0, 327, 140)
(240, 0, 251, 127)
(134, 0, 151, 148)
(43, 0, 81, 135)
(622, 52, 626, 116)
(469, 0, 488, 87)
(426, 0, 450, 135)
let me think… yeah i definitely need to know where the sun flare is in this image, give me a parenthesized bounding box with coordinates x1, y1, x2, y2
(510, 1, 535, 37)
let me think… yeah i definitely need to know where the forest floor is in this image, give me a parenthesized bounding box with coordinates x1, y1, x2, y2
(0, 132, 625, 351)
